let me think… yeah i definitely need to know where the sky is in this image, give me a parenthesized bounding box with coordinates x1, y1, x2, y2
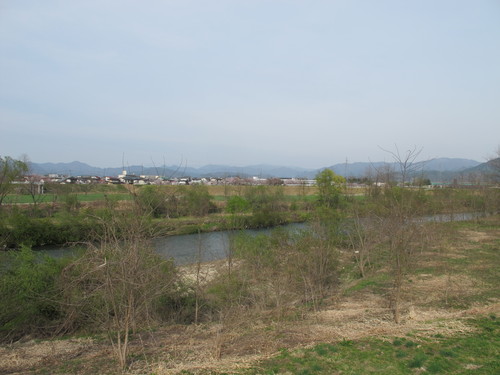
(1, 0, 499, 169)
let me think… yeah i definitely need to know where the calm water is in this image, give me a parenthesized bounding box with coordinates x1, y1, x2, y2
(38, 223, 307, 265)
(38, 212, 490, 264)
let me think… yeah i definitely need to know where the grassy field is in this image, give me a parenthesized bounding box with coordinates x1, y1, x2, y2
(3, 192, 133, 204)
(3, 186, 366, 210)
(4, 185, 319, 204)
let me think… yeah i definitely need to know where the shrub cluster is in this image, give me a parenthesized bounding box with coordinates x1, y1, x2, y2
(0, 212, 101, 248)
(0, 246, 68, 341)
(198, 225, 340, 320)
(136, 185, 216, 218)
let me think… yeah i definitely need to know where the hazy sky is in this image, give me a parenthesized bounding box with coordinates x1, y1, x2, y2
(1, 0, 499, 168)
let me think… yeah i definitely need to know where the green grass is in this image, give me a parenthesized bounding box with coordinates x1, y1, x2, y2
(211, 195, 319, 202)
(4, 193, 132, 204)
(343, 273, 391, 295)
(4, 194, 58, 204)
(237, 316, 500, 375)
(441, 229, 500, 308)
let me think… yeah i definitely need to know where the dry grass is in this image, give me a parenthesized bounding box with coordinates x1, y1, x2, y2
(3, 294, 497, 375)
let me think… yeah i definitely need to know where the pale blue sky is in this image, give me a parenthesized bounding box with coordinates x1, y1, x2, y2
(1, 0, 499, 168)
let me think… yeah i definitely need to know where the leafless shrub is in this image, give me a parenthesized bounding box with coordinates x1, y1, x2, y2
(379, 146, 426, 323)
(345, 212, 382, 278)
(203, 226, 340, 325)
(59, 210, 178, 369)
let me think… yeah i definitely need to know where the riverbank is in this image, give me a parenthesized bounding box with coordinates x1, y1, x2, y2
(3, 184, 498, 249)
(153, 211, 310, 236)
(2, 215, 499, 374)
(0, 209, 310, 250)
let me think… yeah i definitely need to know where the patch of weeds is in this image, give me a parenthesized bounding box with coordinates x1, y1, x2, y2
(343, 274, 391, 295)
(439, 348, 457, 358)
(345, 279, 376, 292)
(404, 340, 417, 348)
(277, 347, 290, 357)
(129, 352, 148, 363)
(339, 338, 353, 347)
(407, 350, 428, 368)
(414, 265, 439, 274)
(442, 296, 474, 309)
(426, 357, 453, 373)
(395, 349, 407, 358)
(38, 359, 85, 375)
(392, 338, 404, 346)
(33, 369, 51, 375)
(313, 343, 337, 356)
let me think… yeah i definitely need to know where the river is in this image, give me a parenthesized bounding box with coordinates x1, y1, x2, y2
(38, 212, 491, 264)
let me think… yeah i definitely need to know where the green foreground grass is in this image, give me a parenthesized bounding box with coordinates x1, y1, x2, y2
(237, 316, 499, 375)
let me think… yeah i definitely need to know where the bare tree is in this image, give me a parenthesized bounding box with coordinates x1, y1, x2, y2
(20, 155, 45, 211)
(379, 145, 423, 186)
(379, 145, 425, 323)
(61, 209, 177, 369)
(266, 177, 283, 186)
(346, 210, 381, 278)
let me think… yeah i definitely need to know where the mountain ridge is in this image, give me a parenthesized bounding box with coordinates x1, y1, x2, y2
(30, 158, 485, 181)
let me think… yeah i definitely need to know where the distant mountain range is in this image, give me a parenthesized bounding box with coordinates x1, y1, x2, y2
(30, 157, 495, 182)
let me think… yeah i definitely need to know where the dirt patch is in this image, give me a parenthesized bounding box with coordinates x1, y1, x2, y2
(459, 229, 495, 243)
(180, 259, 235, 285)
(0, 337, 97, 375)
(408, 274, 480, 305)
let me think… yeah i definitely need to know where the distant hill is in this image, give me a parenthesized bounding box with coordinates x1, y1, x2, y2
(30, 157, 486, 182)
(324, 158, 482, 180)
(193, 164, 313, 178)
(32, 161, 106, 176)
(31, 162, 179, 178)
(418, 158, 481, 172)
(30, 162, 316, 179)
(461, 157, 500, 181)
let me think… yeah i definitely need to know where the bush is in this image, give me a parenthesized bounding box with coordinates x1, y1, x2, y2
(0, 246, 67, 341)
(137, 185, 216, 218)
(206, 226, 340, 316)
(178, 185, 216, 217)
(0, 212, 100, 248)
(315, 169, 345, 208)
(226, 195, 250, 213)
(58, 212, 179, 368)
(136, 185, 173, 218)
(245, 186, 287, 228)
